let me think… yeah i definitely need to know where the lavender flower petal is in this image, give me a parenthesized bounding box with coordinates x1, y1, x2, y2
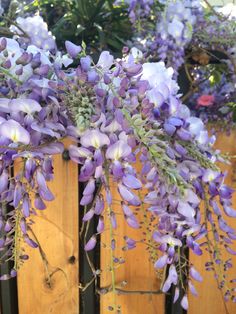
(84, 235, 97, 251)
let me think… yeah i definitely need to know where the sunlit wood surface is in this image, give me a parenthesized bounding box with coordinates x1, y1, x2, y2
(189, 132, 236, 314)
(100, 168, 165, 314)
(15, 133, 236, 314)
(17, 141, 79, 314)
(101, 133, 236, 314)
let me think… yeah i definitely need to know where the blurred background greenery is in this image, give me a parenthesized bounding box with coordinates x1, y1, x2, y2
(1, 0, 234, 55)
(20, 0, 132, 54)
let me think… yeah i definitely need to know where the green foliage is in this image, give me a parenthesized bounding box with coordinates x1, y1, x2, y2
(24, 0, 132, 55)
(209, 70, 222, 87)
(0, 1, 19, 35)
(227, 102, 236, 122)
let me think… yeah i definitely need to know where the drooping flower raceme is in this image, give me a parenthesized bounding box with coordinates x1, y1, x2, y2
(10, 15, 56, 52)
(63, 46, 236, 309)
(154, 0, 202, 71)
(0, 35, 71, 279)
(0, 21, 236, 311)
(125, 0, 236, 129)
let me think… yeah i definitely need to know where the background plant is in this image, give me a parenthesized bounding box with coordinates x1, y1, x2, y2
(19, 0, 132, 55)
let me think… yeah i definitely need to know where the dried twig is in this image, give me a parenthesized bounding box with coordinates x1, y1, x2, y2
(97, 284, 163, 295)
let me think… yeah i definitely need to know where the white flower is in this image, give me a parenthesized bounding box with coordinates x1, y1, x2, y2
(176, 104, 190, 119)
(195, 130, 209, 146)
(9, 98, 42, 114)
(141, 62, 179, 94)
(218, 3, 236, 20)
(168, 19, 184, 38)
(27, 45, 51, 65)
(0, 39, 33, 82)
(130, 47, 143, 61)
(54, 52, 73, 67)
(202, 169, 219, 183)
(186, 117, 204, 136)
(30, 78, 50, 89)
(97, 51, 114, 70)
(0, 120, 30, 144)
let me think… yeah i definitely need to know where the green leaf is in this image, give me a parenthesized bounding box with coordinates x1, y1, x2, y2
(209, 70, 221, 87)
(23, 0, 132, 53)
(106, 37, 123, 50)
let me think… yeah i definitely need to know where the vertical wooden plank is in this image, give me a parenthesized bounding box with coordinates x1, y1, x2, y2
(100, 167, 165, 314)
(17, 141, 79, 314)
(189, 132, 236, 314)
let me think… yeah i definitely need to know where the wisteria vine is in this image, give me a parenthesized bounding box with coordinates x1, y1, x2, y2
(125, 0, 236, 129)
(0, 5, 235, 313)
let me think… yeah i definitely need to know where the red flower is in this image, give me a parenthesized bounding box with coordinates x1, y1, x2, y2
(197, 94, 215, 107)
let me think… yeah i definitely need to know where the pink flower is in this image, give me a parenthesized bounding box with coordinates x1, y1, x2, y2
(197, 94, 215, 107)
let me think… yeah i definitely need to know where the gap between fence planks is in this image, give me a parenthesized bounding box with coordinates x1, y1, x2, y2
(15, 134, 236, 314)
(17, 140, 79, 314)
(100, 168, 165, 314)
(100, 133, 236, 314)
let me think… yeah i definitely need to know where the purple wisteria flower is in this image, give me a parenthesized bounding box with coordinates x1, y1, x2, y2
(0, 120, 30, 144)
(0, 11, 235, 310)
(97, 51, 114, 70)
(65, 41, 82, 58)
(80, 130, 110, 149)
(106, 140, 132, 160)
(10, 16, 56, 52)
(9, 98, 42, 114)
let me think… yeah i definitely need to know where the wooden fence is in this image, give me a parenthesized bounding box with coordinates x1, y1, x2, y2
(2, 134, 236, 314)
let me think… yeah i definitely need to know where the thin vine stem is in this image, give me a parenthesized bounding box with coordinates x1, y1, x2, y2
(203, 188, 230, 314)
(0, 66, 22, 84)
(104, 161, 117, 312)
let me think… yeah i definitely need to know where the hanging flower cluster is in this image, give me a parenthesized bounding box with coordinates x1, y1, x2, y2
(0, 9, 236, 312)
(185, 2, 236, 127)
(121, 0, 154, 24)
(155, 0, 202, 73)
(10, 15, 57, 52)
(124, 0, 200, 68)
(125, 0, 236, 128)
(126, 0, 235, 71)
(0, 31, 73, 278)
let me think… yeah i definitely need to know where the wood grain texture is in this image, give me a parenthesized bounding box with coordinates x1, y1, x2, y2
(100, 171, 165, 314)
(100, 133, 236, 314)
(17, 142, 79, 314)
(189, 132, 236, 314)
(15, 132, 236, 314)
